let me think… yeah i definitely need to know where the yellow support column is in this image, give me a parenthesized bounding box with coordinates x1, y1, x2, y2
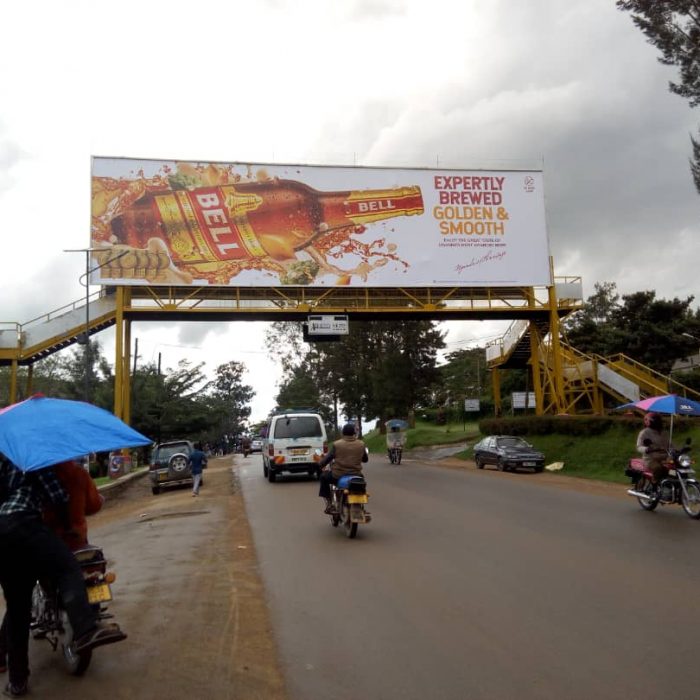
(528, 321, 544, 415)
(547, 283, 566, 413)
(114, 287, 125, 419)
(122, 318, 132, 425)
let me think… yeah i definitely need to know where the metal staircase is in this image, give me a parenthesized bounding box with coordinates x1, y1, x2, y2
(0, 291, 117, 366)
(487, 320, 700, 413)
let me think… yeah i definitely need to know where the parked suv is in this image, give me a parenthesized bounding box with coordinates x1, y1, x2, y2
(149, 440, 195, 495)
(262, 411, 327, 483)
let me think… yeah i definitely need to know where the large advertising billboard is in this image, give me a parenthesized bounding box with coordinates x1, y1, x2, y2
(90, 157, 551, 288)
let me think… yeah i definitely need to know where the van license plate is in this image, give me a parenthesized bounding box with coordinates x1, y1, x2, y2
(87, 583, 112, 604)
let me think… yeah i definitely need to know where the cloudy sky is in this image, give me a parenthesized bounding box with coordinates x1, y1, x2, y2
(1, 0, 698, 423)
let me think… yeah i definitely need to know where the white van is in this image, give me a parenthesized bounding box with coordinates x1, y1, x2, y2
(262, 411, 327, 483)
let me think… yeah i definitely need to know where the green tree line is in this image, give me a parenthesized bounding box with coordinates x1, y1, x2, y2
(0, 341, 254, 449)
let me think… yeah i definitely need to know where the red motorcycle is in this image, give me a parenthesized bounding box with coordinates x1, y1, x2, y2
(625, 440, 700, 519)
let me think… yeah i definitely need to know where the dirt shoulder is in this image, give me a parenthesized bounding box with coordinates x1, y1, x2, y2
(87, 457, 288, 700)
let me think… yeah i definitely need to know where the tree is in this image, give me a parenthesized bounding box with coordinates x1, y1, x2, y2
(275, 366, 324, 414)
(209, 360, 255, 439)
(563, 281, 700, 373)
(266, 319, 445, 429)
(135, 359, 212, 442)
(437, 347, 488, 407)
(617, 1, 700, 192)
(563, 282, 623, 357)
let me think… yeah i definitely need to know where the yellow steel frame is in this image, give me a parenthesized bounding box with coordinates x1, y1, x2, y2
(2, 273, 582, 421)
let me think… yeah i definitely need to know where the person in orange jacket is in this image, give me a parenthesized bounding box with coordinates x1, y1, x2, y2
(43, 460, 104, 550)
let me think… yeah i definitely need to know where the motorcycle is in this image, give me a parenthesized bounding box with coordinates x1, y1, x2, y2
(386, 419, 407, 465)
(625, 439, 700, 519)
(328, 474, 371, 539)
(31, 544, 119, 675)
(387, 445, 403, 465)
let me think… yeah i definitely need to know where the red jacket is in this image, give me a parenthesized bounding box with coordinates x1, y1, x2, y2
(43, 460, 103, 549)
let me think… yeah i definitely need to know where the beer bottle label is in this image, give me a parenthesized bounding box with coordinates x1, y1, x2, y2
(154, 186, 266, 264)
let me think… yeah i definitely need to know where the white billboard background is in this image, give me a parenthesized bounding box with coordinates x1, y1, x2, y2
(91, 157, 551, 288)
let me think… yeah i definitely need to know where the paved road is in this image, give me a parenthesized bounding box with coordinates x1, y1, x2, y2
(239, 452, 700, 700)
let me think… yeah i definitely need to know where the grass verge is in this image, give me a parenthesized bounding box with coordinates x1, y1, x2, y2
(366, 420, 700, 485)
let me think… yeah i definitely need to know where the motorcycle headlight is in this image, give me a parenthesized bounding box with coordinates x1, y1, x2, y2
(679, 454, 692, 468)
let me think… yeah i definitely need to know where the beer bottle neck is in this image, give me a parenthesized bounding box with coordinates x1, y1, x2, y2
(318, 186, 424, 229)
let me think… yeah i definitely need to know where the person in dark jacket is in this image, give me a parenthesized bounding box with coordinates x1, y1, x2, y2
(0, 459, 106, 683)
(188, 443, 207, 496)
(0, 456, 125, 697)
(318, 423, 368, 513)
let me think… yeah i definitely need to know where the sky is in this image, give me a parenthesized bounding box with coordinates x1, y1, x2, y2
(1, 0, 698, 424)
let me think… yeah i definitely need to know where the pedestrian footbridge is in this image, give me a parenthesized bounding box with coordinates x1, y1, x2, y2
(486, 319, 700, 414)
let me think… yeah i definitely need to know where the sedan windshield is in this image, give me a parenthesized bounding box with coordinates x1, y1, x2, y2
(497, 437, 530, 449)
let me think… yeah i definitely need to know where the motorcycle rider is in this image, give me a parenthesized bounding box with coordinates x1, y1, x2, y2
(636, 412, 672, 484)
(0, 456, 125, 697)
(0, 458, 105, 682)
(318, 423, 368, 514)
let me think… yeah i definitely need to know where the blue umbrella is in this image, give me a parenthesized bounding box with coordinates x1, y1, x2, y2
(616, 394, 700, 443)
(0, 395, 152, 471)
(385, 418, 409, 430)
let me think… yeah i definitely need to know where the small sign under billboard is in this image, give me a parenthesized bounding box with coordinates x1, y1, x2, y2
(307, 315, 349, 335)
(90, 157, 551, 289)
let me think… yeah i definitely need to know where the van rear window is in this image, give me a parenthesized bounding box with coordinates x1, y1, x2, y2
(273, 416, 323, 439)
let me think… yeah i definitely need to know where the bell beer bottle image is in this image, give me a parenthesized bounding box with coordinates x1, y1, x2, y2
(108, 179, 424, 265)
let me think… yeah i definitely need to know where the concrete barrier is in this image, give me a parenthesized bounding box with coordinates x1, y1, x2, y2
(98, 467, 149, 501)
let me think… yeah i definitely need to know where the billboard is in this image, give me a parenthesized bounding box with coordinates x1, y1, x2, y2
(90, 157, 551, 288)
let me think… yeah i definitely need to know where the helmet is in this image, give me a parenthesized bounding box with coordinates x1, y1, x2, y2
(644, 412, 662, 430)
(342, 422, 357, 437)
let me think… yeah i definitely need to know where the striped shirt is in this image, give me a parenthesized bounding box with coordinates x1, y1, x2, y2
(0, 457, 68, 517)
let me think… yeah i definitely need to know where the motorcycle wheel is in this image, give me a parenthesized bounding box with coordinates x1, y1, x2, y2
(396, 450, 402, 465)
(343, 507, 358, 539)
(331, 513, 340, 527)
(681, 481, 700, 519)
(60, 610, 92, 676)
(636, 476, 660, 511)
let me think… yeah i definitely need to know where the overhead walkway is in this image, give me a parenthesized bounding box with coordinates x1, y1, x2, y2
(0, 291, 118, 367)
(487, 319, 700, 414)
(1, 275, 584, 420)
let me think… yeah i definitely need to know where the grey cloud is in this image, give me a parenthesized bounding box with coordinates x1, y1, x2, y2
(0, 135, 27, 195)
(347, 0, 406, 20)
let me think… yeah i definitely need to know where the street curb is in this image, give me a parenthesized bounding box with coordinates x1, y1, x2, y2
(97, 468, 149, 500)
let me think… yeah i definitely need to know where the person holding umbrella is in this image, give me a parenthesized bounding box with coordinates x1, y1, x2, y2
(0, 455, 126, 697)
(636, 412, 673, 486)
